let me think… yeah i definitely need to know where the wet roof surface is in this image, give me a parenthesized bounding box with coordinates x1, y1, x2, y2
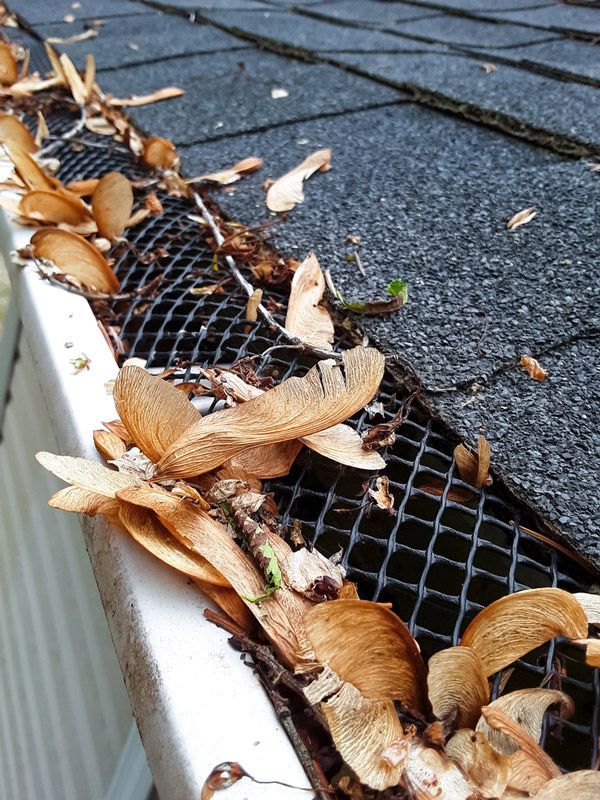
(7, 0, 600, 566)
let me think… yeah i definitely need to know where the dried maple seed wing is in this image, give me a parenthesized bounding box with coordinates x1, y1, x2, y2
(6, 145, 58, 192)
(460, 588, 588, 676)
(142, 136, 177, 169)
(157, 346, 385, 479)
(113, 366, 202, 463)
(453, 442, 478, 486)
(534, 771, 600, 800)
(65, 178, 100, 196)
(109, 87, 184, 107)
(476, 435, 491, 488)
(225, 440, 304, 480)
(304, 598, 428, 712)
(445, 730, 511, 798)
(573, 591, 600, 625)
(59, 53, 87, 104)
(31, 227, 120, 293)
(91, 172, 134, 241)
(507, 206, 536, 230)
(118, 502, 229, 587)
(93, 429, 127, 461)
(0, 113, 37, 152)
(36, 451, 142, 497)
(285, 252, 334, 350)
(475, 688, 573, 755)
(266, 148, 331, 212)
(427, 646, 489, 729)
(19, 189, 92, 226)
(48, 486, 122, 522)
(0, 43, 18, 86)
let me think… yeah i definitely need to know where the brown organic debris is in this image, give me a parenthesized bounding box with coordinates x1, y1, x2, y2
(31, 227, 120, 293)
(108, 86, 184, 107)
(142, 136, 178, 169)
(0, 42, 18, 86)
(427, 646, 489, 729)
(368, 475, 395, 513)
(284, 252, 334, 350)
(189, 156, 262, 185)
(91, 172, 134, 241)
(507, 206, 537, 230)
(520, 354, 548, 381)
(266, 148, 331, 212)
(454, 435, 492, 489)
(0, 112, 37, 151)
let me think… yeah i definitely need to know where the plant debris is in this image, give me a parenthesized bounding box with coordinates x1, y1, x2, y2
(325, 269, 408, 315)
(454, 435, 492, 488)
(520, 354, 548, 381)
(266, 148, 331, 212)
(507, 206, 537, 230)
(107, 86, 184, 107)
(188, 156, 262, 186)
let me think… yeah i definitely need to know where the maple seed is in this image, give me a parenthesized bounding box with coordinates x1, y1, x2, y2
(507, 206, 537, 230)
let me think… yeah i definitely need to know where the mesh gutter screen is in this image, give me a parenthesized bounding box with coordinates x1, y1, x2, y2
(16, 96, 600, 773)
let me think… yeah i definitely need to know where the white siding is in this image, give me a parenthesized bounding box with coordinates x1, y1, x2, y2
(0, 339, 136, 800)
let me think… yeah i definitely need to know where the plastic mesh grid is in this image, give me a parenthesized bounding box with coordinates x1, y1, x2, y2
(28, 98, 600, 773)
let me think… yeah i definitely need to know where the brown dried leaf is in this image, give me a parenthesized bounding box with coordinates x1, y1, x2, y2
(304, 599, 428, 711)
(114, 366, 202, 463)
(109, 86, 184, 107)
(0, 113, 37, 152)
(460, 588, 588, 677)
(116, 485, 313, 669)
(31, 227, 120, 293)
(427, 646, 489, 729)
(93, 429, 127, 461)
(285, 252, 334, 350)
(507, 206, 536, 230)
(36, 451, 142, 497)
(6, 145, 59, 191)
(445, 730, 511, 798)
(520, 354, 548, 381)
(245, 288, 262, 322)
(157, 346, 385, 479)
(266, 148, 331, 212)
(19, 189, 92, 226)
(189, 156, 263, 185)
(533, 770, 600, 800)
(59, 52, 87, 104)
(91, 172, 133, 241)
(454, 435, 491, 488)
(476, 688, 573, 755)
(142, 136, 177, 169)
(118, 502, 228, 587)
(0, 42, 18, 86)
(368, 475, 395, 513)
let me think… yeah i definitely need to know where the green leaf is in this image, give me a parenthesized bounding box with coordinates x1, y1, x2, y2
(243, 542, 282, 603)
(387, 279, 408, 303)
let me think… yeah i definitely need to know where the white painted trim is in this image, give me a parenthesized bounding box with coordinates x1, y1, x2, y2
(0, 153, 309, 800)
(105, 722, 153, 800)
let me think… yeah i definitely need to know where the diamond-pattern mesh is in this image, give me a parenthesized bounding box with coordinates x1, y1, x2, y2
(12, 62, 598, 772)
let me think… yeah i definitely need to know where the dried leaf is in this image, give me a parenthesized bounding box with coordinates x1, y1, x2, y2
(91, 172, 133, 241)
(201, 762, 247, 800)
(266, 148, 331, 212)
(0, 113, 37, 152)
(454, 435, 491, 489)
(304, 599, 428, 711)
(19, 189, 92, 226)
(93, 429, 127, 461)
(59, 53, 87, 104)
(368, 476, 395, 513)
(533, 770, 600, 800)
(460, 588, 588, 677)
(427, 646, 489, 729)
(520, 354, 548, 381)
(476, 688, 573, 756)
(0, 42, 18, 86)
(114, 366, 202, 463)
(6, 145, 59, 191)
(245, 288, 262, 322)
(189, 156, 263, 185)
(142, 136, 177, 169)
(36, 451, 142, 497)
(109, 86, 184, 107)
(157, 347, 385, 479)
(445, 730, 511, 798)
(118, 502, 228, 587)
(31, 227, 120, 293)
(507, 206, 536, 230)
(48, 486, 121, 521)
(285, 252, 333, 350)
(46, 29, 98, 45)
(280, 547, 344, 601)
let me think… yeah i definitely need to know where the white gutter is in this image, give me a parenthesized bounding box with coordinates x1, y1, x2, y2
(0, 184, 310, 799)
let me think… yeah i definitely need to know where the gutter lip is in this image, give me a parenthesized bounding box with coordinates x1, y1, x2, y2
(0, 157, 309, 799)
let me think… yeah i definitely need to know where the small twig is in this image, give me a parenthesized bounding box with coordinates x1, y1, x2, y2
(354, 250, 366, 277)
(238, 343, 341, 364)
(38, 104, 86, 156)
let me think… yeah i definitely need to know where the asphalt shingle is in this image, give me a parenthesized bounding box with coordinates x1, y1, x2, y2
(7, 0, 148, 25)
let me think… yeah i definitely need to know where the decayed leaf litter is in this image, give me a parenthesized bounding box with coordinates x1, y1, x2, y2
(0, 34, 598, 800)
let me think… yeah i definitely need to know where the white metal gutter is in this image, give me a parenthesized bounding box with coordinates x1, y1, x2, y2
(0, 177, 310, 799)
